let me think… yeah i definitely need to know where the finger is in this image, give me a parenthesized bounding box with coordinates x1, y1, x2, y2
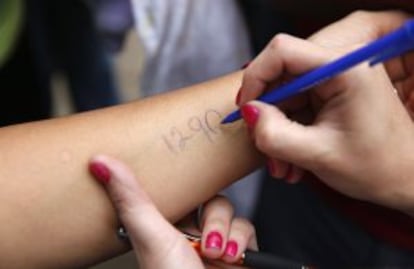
(222, 218, 258, 264)
(88, 155, 182, 252)
(285, 165, 305, 184)
(242, 102, 327, 170)
(266, 158, 289, 179)
(200, 196, 234, 259)
(267, 159, 305, 184)
(239, 34, 332, 105)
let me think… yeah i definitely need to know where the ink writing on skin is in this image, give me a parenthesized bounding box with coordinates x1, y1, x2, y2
(162, 109, 223, 154)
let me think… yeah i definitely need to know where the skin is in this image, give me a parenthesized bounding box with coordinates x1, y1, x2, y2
(239, 10, 414, 184)
(1, 9, 412, 269)
(91, 10, 414, 269)
(89, 155, 257, 269)
(0, 72, 262, 268)
(307, 11, 414, 116)
(238, 11, 414, 215)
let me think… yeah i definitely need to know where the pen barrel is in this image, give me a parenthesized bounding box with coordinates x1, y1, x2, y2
(243, 250, 304, 269)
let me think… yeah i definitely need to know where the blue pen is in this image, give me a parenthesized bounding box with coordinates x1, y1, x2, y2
(222, 19, 414, 124)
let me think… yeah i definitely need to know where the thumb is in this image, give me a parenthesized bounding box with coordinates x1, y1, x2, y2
(88, 155, 183, 253)
(243, 101, 328, 170)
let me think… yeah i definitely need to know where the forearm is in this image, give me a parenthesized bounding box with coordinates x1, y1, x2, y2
(0, 72, 262, 268)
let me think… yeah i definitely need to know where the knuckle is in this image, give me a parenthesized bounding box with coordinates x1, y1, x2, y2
(348, 10, 373, 21)
(111, 192, 130, 212)
(268, 33, 291, 52)
(204, 196, 233, 215)
(231, 218, 256, 238)
(111, 191, 137, 212)
(241, 71, 254, 86)
(309, 141, 342, 173)
(204, 217, 227, 230)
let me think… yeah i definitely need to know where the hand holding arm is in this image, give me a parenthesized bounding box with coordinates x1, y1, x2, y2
(89, 155, 257, 269)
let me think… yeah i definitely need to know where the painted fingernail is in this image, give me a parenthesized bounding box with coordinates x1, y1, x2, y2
(235, 89, 242, 105)
(89, 162, 111, 184)
(205, 231, 223, 249)
(224, 240, 238, 257)
(241, 104, 260, 129)
(285, 166, 301, 184)
(267, 160, 276, 177)
(241, 61, 251, 69)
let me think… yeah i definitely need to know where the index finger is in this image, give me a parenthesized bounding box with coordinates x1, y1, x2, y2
(239, 34, 332, 106)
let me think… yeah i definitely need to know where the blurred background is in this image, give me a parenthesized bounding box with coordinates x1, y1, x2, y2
(52, 29, 142, 117)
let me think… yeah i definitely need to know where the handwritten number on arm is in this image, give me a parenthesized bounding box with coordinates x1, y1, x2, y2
(162, 109, 223, 154)
(188, 116, 213, 142)
(205, 109, 222, 134)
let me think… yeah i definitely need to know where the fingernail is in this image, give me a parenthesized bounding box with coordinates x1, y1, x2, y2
(241, 61, 251, 69)
(285, 166, 301, 184)
(267, 160, 276, 177)
(224, 240, 238, 257)
(89, 162, 111, 184)
(235, 89, 241, 105)
(205, 231, 223, 249)
(241, 104, 260, 129)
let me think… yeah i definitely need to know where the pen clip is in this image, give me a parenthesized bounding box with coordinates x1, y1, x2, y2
(370, 20, 414, 66)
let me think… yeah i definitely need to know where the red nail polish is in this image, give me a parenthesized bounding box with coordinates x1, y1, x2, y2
(241, 104, 260, 128)
(89, 162, 111, 184)
(235, 89, 241, 105)
(205, 231, 223, 249)
(224, 240, 238, 257)
(285, 166, 301, 184)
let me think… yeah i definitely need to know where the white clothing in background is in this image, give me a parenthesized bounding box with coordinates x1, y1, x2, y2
(131, 0, 262, 218)
(131, 0, 252, 94)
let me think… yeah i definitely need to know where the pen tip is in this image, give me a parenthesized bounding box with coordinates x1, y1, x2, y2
(221, 117, 232, 124)
(221, 110, 241, 124)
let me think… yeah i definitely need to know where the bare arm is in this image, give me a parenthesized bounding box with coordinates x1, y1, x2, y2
(0, 72, 262, 268)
